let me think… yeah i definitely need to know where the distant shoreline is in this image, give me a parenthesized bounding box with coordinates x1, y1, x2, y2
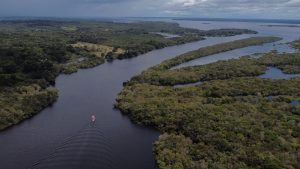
(261, 24, 300, 28)
(173, 18, 300, 24)
(1, 16, 300, 25)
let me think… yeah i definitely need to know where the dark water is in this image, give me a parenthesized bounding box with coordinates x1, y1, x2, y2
(0, 34, 253, 169)
(259, 67, 300, 80)
(0, 20, 299, 169)
(31, 125, 114, 169)
(290, 100, 300, 106)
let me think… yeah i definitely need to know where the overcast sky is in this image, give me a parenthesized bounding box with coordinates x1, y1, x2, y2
(0, 0, 299, 19)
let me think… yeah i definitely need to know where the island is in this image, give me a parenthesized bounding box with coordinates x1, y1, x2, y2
(0, 19, 257, 130)
(116, 38, 299, 169)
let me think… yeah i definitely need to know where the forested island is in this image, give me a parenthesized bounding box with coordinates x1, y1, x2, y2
(0, 19, 257, 130)
(116, 38, 300, 169)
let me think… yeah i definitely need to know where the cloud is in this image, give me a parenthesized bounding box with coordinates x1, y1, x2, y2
(0, 0, 299, 19)
(71, 0, 137, 4)
(159, 0, 300, 19)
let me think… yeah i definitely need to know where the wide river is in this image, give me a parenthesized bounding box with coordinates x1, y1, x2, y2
(0, 19, 299, 169)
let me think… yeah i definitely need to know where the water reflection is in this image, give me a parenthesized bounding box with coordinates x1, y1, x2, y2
(290, 100, 300, 106)
(1, 19, 300, 169)
(259, 67, 300, 80)
(171, 43, 294, 70)
(31, 125, 115, 169)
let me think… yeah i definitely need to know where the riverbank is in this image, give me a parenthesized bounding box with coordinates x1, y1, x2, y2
(116, 39, 300, 168)
(0, 85, 58, 130)
(127, 36, 281, 86)
(0, 19, 259, 131)
(1, 19, 300, 169)
(1, 34, 262, 169)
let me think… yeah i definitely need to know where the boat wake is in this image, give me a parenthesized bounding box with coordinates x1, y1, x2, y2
(31, 124, 114, 169)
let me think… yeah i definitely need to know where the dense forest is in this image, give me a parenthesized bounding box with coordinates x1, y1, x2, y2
(0, 19, 257, 130)
(128, 37, 281, 86)
(116, 39, 300, 169)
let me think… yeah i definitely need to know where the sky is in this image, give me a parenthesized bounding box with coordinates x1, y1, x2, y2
(0, 0, 299, 19)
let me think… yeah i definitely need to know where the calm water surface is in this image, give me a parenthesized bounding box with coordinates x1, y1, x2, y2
(0, 20, 299, 169)
(259, 67, 300, 80)
(290, 100, 300, 106)
(172, 20, 299, 69)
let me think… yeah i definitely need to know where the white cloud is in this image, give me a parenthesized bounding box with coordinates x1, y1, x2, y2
(0, 0, 299, 19)
(158, 0, 300, 18)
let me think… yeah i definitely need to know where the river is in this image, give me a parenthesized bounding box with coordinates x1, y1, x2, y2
(0, 19, 299, 169)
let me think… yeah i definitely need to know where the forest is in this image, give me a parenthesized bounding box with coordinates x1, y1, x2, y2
(116, 39, 300, 169)
(0, 19, 257, 130)
(128, 37, 281, 86)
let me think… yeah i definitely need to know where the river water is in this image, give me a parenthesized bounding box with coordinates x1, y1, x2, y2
(259, 67, 300, 80)
(0, 19, 299, 169)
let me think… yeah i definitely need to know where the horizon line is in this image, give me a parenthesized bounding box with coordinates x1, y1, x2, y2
(0, 16, 300, 22)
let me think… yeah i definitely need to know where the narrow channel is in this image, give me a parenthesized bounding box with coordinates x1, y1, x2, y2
(0, 20, 299, 169)
(0, 34, 254, 169)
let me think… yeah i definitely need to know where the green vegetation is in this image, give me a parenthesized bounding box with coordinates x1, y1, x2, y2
(258, 52, 300, 74)
(116, 39, 300, 169)
(290, 38, 300, 50)
(0, 84, 58, 130)
(129, 37, 281, 86)
(0, 19, 257, 130)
